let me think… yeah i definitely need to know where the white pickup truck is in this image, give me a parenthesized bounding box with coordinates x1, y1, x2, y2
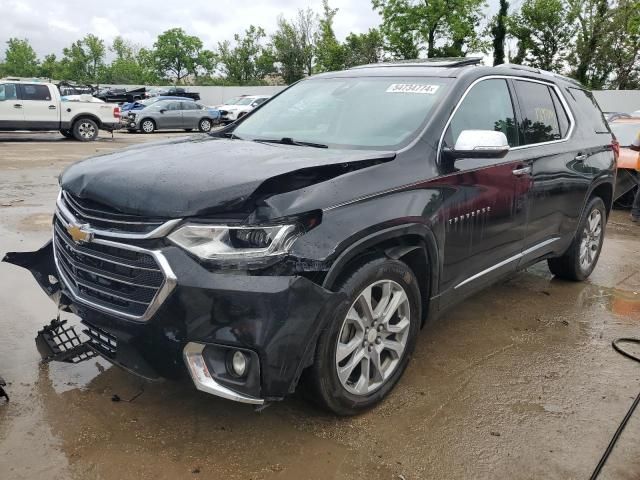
(0, 80, 121, 141)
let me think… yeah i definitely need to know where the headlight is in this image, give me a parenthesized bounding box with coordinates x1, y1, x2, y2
(168, 224, 298, 261)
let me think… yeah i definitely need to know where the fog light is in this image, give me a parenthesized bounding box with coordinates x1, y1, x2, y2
(230, 350, 247, 377)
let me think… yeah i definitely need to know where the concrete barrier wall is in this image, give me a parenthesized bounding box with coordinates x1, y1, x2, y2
(102, 84, 639, 113)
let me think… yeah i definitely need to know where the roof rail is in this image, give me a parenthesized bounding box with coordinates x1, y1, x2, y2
(495, 63, 584, 87)
(350, 57, 484, 70)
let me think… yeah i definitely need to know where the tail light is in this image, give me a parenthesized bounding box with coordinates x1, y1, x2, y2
(113, 106, 121, 119)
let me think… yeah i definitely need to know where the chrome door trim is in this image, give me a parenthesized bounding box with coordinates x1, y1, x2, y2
(454, 237, 560, 289)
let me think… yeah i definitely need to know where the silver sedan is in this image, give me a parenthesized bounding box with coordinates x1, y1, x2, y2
(122, 100, 222, 133)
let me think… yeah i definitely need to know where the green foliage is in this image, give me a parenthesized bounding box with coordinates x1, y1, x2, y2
(372, 0, 487, 59)
(315, 0, 345, 72)
(153, 28, 216, 82)
(39, 54, 61, 80)
(491, 0, 509, 65)
(218, 25, 275, 85)
(272, 10, 319, 84)
(3, 38, 39, 77)
(603, 0, 640, 89)
(343, 29, 384, 68)
(509, 0, 574, 71)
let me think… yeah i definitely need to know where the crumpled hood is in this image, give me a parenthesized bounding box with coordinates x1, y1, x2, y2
(60, 136, 394, 218)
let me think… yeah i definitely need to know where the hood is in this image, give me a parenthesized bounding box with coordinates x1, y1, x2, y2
(60, 136, 394, 218)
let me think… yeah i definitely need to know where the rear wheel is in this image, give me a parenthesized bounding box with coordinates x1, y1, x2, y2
(198, 118, 212, 132)
(308, 257, 421, 415)
(72, 118, 99, 141)
(140, 119, 155, 134)
(548, 196, 606, 281)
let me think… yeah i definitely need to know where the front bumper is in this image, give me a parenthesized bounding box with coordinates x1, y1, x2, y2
(3, 240, 343, 403)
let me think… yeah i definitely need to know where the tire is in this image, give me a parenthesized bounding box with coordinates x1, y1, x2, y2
(307, 257, 421, 415)
(140, 119, 155, 134)
(72, 118, 99, 141)
(548, 196, 606, 281)
(198, 118, 212, 132)
(59, 129, 73, 139)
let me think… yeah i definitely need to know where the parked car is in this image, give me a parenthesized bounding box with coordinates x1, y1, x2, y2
(0, 80, 121, 141)
(57, 81, 95, 97)
(121, 96, 195, 112)
(95, 87, 146, 103)
(609, 117, 640, 206)
(145, 87, 200, 101)
(4, 59, 617, 415)
(219, 95, 270, 122)
(121, 99, 220, 133)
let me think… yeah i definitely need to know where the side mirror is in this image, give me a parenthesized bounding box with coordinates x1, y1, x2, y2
(159, 109, 166, 114)
(445, 130, 510, 160)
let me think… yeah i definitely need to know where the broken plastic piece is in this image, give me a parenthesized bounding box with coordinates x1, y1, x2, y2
(35, 318, 96, 364)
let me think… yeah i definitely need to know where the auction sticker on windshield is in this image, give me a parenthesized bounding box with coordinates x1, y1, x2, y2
(386, 84, 440, 94)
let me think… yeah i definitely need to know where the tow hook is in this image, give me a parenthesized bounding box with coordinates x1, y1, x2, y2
(35, 318, 96, 364)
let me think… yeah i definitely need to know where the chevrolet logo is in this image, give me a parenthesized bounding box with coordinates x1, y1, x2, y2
(66, 223, 93, 244)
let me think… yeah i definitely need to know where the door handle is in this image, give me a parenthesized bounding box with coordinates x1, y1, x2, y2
(13, 104, 22, 109)
(512, 166, 532, 176)
(574, 154, 588, 162)
(48, 105, 56, 110)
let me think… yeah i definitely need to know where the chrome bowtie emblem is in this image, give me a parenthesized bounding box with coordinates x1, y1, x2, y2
(66, 223, 93, 244)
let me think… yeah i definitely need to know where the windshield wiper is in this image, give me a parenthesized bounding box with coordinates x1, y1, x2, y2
(253, 137, 328, 149)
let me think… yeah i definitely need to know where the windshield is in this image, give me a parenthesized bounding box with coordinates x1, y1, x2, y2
(234, 77, 451, 149)
(610, 122, 640, 146)
(236, 97, 257, 105)
(224, 96, 243, 105)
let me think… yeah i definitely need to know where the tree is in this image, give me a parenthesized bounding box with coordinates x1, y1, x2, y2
(509, 0, 574, 71)
(343, 29, 384, 68)
(372, 0, 487, 59)
(272, 16, 306, 83)
(218, 25, 275, 84)
(83, 34, 106, 83)
(566, 0, 611, 88)
(605, 0, 640, 89)
(491, 0, 509, 65)
(153, 28, 215, 82)
(297, 8, 318, 76)
(315, 0, 345, 72)
(39, 54, 61, 80)
(3, 38, 39, 77)
(61, 40, 90, 82)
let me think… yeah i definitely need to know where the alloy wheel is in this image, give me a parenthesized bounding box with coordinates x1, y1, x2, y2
(200, 119, 211, 132)
(142, 120, 154, 133)
(78, 122, 96, 139)
(579, 209, 602, 271)
(335, 280, 411, 395)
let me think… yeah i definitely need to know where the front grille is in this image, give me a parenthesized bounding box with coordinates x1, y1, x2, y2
(61, 190, 167, 234)
(53, 216, 166, 319)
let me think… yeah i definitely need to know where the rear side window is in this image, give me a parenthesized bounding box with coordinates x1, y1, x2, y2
(568, 88, 609, 134)
(446, 79, 518, 147)
(0, 83, 18, 101)
(550, 89, 570, 137)
(514, 80, 563, 144)
(20, 84, 51, 101)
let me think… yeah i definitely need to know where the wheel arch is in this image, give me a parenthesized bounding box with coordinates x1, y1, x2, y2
(588, 180, 614, 217)
(70, 113, 102, 129)
(322, 223, 439, 327)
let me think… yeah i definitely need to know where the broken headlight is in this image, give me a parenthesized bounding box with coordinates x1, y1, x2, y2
(168, 224, 299, 261)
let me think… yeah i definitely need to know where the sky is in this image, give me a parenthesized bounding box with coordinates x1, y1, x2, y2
(2, 0, 501, 60)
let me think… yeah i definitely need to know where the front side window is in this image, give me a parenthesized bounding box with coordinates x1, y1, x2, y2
(181, 102, 200, 110)
(0, 83, 17, 101)
(234, 76, 452, 149)
(21, 84, 51, 101)
(445, 78, 518, 147)
(514, 80, 562, 144)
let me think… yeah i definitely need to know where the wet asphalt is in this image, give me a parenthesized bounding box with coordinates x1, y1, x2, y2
(0, 131, 639, 480)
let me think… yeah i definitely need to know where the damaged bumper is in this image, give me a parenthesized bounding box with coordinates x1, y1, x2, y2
(3, 239, 344, 403)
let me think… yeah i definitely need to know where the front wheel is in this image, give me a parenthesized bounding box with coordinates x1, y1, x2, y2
(548, 196, 606, 281)
(198, 118, 212, 132)
(140, 119, 155, 134)
(72, 118, 99, 141)
(59, 129, 74, 139)
(308, 257, 421, 415)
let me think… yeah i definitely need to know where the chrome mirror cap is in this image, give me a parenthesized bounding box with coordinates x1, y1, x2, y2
(451, 130, 510, 159)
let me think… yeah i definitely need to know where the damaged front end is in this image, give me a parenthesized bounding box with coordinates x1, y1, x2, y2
(2, 197, 346, 404)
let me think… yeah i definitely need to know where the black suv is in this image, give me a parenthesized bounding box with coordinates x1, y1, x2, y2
(4, 58, 616, 415)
